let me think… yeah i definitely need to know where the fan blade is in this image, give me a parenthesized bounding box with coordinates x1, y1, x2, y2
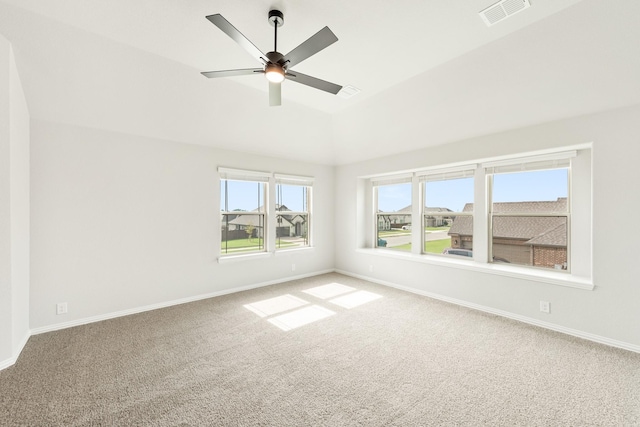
(201, 68, 263, 78)
(282, 27, 338, 68)
(206, 14, 266, 64)
(285, 71, 342, 95)
(269, 82, 282, 107)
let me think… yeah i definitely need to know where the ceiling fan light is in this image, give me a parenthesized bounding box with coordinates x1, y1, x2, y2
(265, 64, 285, 83)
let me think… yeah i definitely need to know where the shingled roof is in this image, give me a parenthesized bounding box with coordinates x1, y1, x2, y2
(227, 204, 298, 228)
(448, 198, 567, 247)
(393, 205, 453, 214)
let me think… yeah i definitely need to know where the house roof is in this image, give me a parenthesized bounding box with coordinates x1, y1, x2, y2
(525, 223, 567, 247)
(449, 198, 567, 246)
(227, 204, 303, 227)
(387, 205, 453, 215)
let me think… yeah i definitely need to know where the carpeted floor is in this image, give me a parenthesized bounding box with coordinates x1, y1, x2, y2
(1, 273, 639, 426)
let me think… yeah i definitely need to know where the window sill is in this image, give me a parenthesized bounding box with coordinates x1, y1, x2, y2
(356, 248, 594, 290)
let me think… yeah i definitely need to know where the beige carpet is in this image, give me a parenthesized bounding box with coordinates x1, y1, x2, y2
(1, 273, 639, 426)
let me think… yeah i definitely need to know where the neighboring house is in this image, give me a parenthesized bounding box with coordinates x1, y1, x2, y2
(226, 211, 265, 239)
(448, 198, 567, 268)
(378, 206, 453, 230)
(276, 205, 307, 238)
(424, 207, 453, 227)
(224, 205, 307, 239)
(377, 212, 391, 231)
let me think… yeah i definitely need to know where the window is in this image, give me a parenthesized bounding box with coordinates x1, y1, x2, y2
(373, 176, 412, 252)
(363, 147, 591, 287)
(420, 169, 474, 258)
(275, 175, 313, 250)
(486, 155, 571, 271)
(219, 169, 269, 256)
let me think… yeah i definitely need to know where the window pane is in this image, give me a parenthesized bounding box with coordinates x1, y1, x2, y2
(376, 182, 411, 251)
(276, 184, 310, 250)
(430, 215, 473, 257)
(492, 169, 568, 211)
(492, 216, 567, 269)
(220, 213, 265, 255)
(276, 184, 308, 212)
(424, 177, 474, 257)
(220, 180, 265, 212)
(276, 214, 308, 249)
(220, 179, 266, 255)
(424, 177, 473, 212)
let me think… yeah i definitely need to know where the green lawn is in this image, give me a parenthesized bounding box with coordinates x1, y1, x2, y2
(390, 238, 450, 253)
(221, 237, 300, 254)
(425, 238, 451, 254)
(221, 238, 264, 249)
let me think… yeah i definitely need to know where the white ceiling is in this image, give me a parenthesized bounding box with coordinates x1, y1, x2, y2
(1, 0, 639, 164)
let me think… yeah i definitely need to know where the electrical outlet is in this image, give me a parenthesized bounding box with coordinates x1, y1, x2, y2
(56, 302, 68, 315)
(539, 300, 550, 313)
(291, 264, 296, 272)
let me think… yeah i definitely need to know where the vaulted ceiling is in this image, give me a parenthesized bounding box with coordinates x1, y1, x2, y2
(1, 0, 639, 164)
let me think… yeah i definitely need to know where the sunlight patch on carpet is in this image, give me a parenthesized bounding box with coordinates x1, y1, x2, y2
(244, 294, 309, 318)
(268, 305, 336, 331)
(302, 283, 356, 299)
(329, 290, 382, 309)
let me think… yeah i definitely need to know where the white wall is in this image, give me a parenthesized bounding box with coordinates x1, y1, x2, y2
(335, 104, 640, 349)
(0, 35, 30, 368)
(0, 33, 11, 364)
(29, 120, 335, 330)
(9, 42, 29, 356)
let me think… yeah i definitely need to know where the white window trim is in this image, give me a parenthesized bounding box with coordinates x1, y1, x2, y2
(275, 176, 312, 251)
(218, 168, 315, 261)
(420, 166, 476, 258)
(363, 144, 593, 290)
(486, 154, 572, 272)
(373, 178, 413, 249)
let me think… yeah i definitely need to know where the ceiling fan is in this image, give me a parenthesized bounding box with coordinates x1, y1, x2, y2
(201, 10, 342, 106)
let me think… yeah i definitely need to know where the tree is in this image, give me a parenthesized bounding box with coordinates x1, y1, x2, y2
(246, 224, 255, 241)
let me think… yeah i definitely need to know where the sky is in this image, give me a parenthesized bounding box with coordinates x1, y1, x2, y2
(221, 181, 307, 212)
(221, 169, 568, 213)
(377, 169, 568, 212)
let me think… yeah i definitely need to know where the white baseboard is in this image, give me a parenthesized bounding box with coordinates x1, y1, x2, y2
(335, 269, 640, 354)
(0, 330, 31, 371)
(30, 269, 335, 336)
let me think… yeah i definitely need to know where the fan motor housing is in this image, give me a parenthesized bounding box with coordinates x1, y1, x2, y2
(265, 51, 285, 66)
(268, 10, 284, 27)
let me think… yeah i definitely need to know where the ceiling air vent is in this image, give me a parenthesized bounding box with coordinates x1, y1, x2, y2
(337, 85, 361, 99)
(480, 0, 531, 27)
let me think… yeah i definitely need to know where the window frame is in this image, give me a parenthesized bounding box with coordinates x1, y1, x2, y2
(274, 174, 313, 251)
(219, 168, 270, 257)
(362, 145, 592, 289)
(371, 175, 413, 251)
(418, 167, 475, 259)
(484, 153, 573, 273)
(218, 168, 315, 261)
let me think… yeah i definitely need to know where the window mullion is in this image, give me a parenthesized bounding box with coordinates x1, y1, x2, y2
(411, 174, 421, 254)
(266, 177, 276, 253)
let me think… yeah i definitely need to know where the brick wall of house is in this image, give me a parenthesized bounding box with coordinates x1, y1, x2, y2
(532, 246, 567, 269)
